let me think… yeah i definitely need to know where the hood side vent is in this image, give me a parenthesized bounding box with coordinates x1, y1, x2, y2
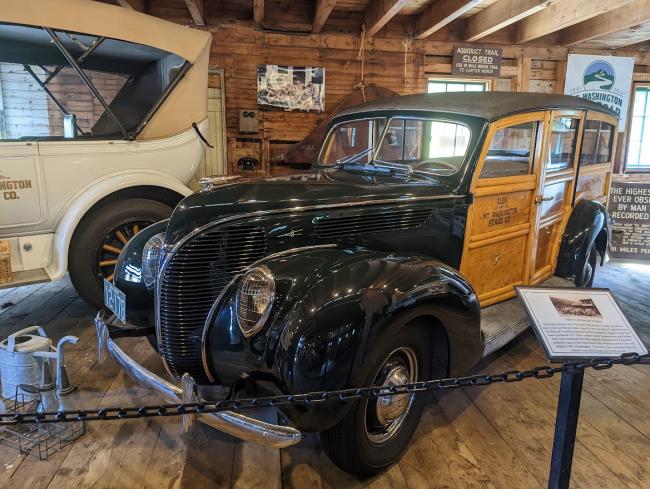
(314, 206, 433, 239)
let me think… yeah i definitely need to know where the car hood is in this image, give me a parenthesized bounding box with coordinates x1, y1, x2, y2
(165, 168, 458, 244)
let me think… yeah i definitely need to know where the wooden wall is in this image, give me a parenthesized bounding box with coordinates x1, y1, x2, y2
(149, 1, 650, 176)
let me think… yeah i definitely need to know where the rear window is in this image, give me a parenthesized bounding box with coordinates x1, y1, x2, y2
(580, 119, 614, 166)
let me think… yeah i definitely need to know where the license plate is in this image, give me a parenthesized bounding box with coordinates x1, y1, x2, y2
(104, 279, 126, 324)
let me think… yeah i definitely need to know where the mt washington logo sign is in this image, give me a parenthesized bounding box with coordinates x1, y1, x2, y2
(564, 54, 634, 131)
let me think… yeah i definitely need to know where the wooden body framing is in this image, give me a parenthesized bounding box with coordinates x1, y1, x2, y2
(460, 109, 618, 307)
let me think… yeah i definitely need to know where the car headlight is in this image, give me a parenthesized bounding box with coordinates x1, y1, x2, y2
(142, 233, 165, 290)
(236, 265, 275, 337)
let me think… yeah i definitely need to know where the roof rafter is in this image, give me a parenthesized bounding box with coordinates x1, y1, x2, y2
(115, 0, 144, 10)
(364, 0, 409, 38)
(515, 0, 631, 44)
(313, 0, 337, 33)
(561, 0, 650, 47)
(184, 0, 205, 26)
(466, 0, 554, 42)
(253, 0, 264, 26)
(415, 0, 484, 40)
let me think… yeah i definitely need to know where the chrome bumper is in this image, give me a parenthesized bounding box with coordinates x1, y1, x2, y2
(94, 311, 301, 448)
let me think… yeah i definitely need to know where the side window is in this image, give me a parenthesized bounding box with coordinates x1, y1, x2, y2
(580, 119, 614, 166)
(375, 117, 471, 175)
(480, 122, 537, 178)
(547, 117, 580, 171)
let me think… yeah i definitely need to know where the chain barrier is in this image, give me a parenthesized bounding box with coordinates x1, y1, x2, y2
(2, 352, 649, 425)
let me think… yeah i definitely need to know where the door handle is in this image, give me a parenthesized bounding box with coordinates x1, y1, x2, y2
(535, 195, 553, 204)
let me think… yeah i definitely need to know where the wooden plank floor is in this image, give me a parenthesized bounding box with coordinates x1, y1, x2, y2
(0, 259, 648, 489)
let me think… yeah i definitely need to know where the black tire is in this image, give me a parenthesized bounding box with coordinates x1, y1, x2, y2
(319, 323, 431, 477)
(575, 246, 597, 288)
(69, 198, 172, 309)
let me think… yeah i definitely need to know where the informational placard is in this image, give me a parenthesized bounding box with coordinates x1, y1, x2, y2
(608, 181, 650, 260)
(516, 287, 647, 362)
(452, 45, 502, 77)
(564, 54, 635, 131)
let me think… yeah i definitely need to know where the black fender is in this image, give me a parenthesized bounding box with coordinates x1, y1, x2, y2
(203, 246, 481, 432)
(114, 219, 168, 321)
(556, 199, 611, 283)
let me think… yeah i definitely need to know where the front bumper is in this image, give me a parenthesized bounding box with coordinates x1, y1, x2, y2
(94, 310, 301, 448)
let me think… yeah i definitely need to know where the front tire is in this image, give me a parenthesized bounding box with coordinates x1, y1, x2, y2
(575, 246, 597, 288)
(319, 324, 431, 477)
(69, 198, 172, 308)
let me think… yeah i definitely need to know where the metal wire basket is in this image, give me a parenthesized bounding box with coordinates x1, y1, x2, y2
(0, 387, 86, 460)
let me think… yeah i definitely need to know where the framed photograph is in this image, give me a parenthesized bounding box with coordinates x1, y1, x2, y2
(257, 64, 325, 113)
(516, 287, 647, 362)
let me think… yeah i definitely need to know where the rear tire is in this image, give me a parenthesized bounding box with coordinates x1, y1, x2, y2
(69, 198, 172, 309)
(319, 323, 431, 477)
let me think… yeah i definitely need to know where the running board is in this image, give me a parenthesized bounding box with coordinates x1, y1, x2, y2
(0, 269, 50, 289)
(481, 276, 574, 358)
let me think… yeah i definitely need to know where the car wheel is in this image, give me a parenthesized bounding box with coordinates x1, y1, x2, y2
(69, 198, 172, 309)
(576, 246, 597, 288)
(319, 324, 431, 477)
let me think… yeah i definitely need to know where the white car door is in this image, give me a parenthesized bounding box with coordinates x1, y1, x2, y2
(0, 140, 47, 232)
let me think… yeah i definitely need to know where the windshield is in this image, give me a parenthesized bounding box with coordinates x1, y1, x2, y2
(320, 118, 386, 166)
(375, 117, 471, 176)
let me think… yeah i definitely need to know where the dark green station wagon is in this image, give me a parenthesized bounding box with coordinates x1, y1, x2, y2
(96, 92, 617, 476)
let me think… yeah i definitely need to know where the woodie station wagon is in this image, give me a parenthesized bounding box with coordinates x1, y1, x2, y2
(96, 92, 617, 476)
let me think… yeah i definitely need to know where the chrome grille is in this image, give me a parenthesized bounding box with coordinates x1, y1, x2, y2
(314, 207, 433, 239)
(158, 225, 267, 381)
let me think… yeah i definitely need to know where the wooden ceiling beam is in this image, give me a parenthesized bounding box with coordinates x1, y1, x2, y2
(253, 0, 264, 26)
(562, 0, 650, 46)
(415, 0, 483, 40)
(115, 0, 144, 10)
(184, 0, 205, 26)
(465, 0, 555, 42)
(313, 0, 337, 33)
(515, 0, 631, 44)
(364, 0, 408, 38)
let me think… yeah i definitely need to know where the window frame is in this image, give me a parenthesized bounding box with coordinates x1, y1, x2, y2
(427, 77, 491, 93)
(374, 115, 473, 176)
(624, 82, 650, 173)
(317, 116, 387, 166)
(479, 120, 540, 179)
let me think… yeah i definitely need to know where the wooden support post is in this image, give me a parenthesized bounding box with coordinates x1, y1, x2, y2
(548, 369, 584, 489)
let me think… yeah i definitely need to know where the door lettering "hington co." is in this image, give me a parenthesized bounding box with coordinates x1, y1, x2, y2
(0, 178, 32, 200)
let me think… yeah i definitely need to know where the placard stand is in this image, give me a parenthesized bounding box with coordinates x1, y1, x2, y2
(515, 286, 648, 489)
(548, 369, 584, 489)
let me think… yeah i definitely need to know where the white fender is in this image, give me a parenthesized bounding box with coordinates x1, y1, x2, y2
(46, 171, 192, 280)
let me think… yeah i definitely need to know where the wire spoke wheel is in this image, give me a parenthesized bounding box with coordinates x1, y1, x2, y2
(94, 220, 151, 283)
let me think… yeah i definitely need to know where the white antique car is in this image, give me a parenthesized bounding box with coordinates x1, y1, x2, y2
(0, 0, 212, 307)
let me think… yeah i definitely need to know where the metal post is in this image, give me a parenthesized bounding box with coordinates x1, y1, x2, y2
(548, 368, 584, 489)
(44, 27, 131, 139)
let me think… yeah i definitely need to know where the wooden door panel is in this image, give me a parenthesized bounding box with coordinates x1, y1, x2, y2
(471, 185, 535, 237)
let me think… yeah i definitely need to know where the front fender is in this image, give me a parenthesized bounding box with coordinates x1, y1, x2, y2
(556, 199, 611, 281)
(46, 172, 191, 280)
(203, 246, 481, 432)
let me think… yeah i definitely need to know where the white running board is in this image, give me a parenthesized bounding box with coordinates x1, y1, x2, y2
(481, 276, 574, 358)
(0, 268, 50, 290)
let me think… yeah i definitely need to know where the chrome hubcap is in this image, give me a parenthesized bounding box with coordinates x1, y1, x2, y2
(365, 347, 418, 444)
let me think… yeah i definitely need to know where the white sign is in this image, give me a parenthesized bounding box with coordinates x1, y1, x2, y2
(516, 287, 647, 362)
(564, 54, 635, 131)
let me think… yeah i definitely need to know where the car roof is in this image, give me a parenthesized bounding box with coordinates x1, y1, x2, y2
(332, 92, 617, 123)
